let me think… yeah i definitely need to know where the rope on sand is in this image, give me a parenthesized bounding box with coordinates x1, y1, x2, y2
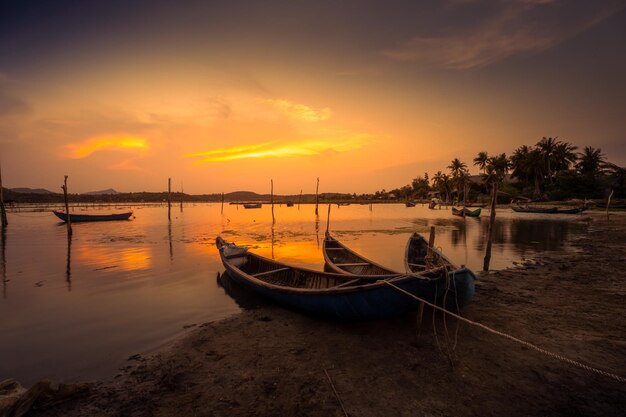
(324, 368, 349, 417)
(383, 280, 626, 384)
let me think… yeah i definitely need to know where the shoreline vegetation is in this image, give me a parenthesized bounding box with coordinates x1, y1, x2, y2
(1, 212, 624, 416)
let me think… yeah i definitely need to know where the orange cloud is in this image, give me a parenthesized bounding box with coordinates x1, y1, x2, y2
(266, 99, 331, 122)
(65, 135, 149, 159)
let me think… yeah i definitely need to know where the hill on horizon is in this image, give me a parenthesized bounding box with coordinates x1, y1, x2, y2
(83, 188, 120, 195)
(10, 187, 55, 194)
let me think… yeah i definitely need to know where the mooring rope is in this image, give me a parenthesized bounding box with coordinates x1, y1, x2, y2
(384, 279, 626, 384)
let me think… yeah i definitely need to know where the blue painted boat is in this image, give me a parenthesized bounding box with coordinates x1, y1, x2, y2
(216, 236, 446, 320)
(53, 211, 133, 222)
(452, 207, 481, 217)
(405, 232, 475, 309)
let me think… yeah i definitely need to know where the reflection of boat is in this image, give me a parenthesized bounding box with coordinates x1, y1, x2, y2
(216, 236, 445, 320)
(405, 232, 475, 309)
(452, 207, 481, 217)
(322, 233, 396, 275)
(217, 272, 266, 310)
(405, 201, 416, 207)
(53, 211, 133, 222)
(243, 203, 262, 209)
(518, 206, 588, 214)
(465, 203, 487, 208)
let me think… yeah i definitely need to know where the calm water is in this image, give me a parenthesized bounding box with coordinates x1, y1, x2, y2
(0, 203, 586, 385)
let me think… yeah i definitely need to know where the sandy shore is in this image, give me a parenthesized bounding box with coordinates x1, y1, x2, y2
(3, 212, 625, 417)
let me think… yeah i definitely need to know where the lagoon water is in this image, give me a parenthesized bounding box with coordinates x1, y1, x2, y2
(0, 203, 586, 385)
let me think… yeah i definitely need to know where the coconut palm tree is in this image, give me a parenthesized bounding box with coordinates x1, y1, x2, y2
(510, 145, 543, 197)
(576, 146, 606, 178)
(432, 171, 451, 203)
(448, 158, 468, 204)
(537, 136, 559, 183)
(483, 153, 510, 271)
(473, 151, 489, 174)
(552, 141, 578, 174)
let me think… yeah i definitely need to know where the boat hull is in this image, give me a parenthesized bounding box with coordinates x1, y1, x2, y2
(53, 211, 132, 222)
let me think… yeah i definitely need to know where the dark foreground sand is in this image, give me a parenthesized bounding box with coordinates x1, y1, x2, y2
(2, 212, 625, 417)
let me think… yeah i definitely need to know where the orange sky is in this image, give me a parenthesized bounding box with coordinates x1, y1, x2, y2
(1, 1, 625, 194)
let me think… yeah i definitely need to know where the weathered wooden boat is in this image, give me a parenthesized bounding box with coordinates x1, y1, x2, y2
(53, 211, 133, 222)
(512, 206, 558, 214)
(405, 201, 416, 207)
(405, 232, 475, 309)
(555, 207, 588, 214)
(216, 236, 446, 320)
(323, 233, 397, 275)
(451, 207, 481, 217)
(243, 203, 262, 209)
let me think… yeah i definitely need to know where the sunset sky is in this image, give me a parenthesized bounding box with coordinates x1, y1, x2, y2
(1, 0, 625, 194)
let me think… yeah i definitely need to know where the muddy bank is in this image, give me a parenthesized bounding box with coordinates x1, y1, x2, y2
(5, 213, 626, 417)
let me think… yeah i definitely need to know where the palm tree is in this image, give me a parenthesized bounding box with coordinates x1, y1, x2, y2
(432, 171, 451, 203)
(537, 136, 559, 183)
(448, 158, 468, 204)
(576, 146, 605, 178)
(510, 145, 543, 197)
(483, 153, 510, 271)
(473, 151, 489, 174)
(552, 142, 578, 174)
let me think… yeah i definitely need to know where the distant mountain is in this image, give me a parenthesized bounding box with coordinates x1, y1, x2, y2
(10, 187, 55, 194)
(83, 188, 120, 195)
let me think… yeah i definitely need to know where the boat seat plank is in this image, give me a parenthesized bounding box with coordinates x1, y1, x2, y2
(325, 247, 345, 250)
(253, 268, 290, 277)
(333, 262, 370, 267)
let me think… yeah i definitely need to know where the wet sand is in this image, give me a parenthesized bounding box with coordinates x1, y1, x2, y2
(4, 212, 626, 416)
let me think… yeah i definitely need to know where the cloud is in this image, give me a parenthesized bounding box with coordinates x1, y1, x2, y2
(266, 99, 332, 122)
(65, 135, 149, 159)
(383, 0, 625, 69)
(188, 134, 368, 163)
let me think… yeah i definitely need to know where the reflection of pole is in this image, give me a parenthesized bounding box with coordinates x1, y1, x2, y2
(221, 192, 225, 215)
(168, 221, 173, 261)
(326, 204, 331, 234)
(483, 182, 498, 271)
(167, 178, 171, 221)
(298, 189, 302, 210)
(1, 227, 7, 299)
(0, 162, 7, 227)
(315, 177, 319, 215)
(315, 215, 320, 248)
(180, 181, 184, 212)
(66, 233, 72, 292)
(271, 222, 275, 260)
(62, 176, 72, 236)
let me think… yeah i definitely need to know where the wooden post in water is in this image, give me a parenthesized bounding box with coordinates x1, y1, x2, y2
(0, 163, 7, 227)
(325, 203, 331, 234)
(425, 226, 435, 268)
(271, 179, 275, 224)
(221, 192, 225, 214)
(62, 175, 72, 236)
(298, 189, 303, 210)
(483, 181, 498, 271)
(606, 189, 614, 221)
(180, 181, 184, 212)
(315, 177, 319, 215)
(167, 178, 171, 221)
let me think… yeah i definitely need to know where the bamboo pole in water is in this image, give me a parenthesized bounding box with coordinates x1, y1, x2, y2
(271, 179, 275, 224)
(221, 192, 225, 214)
(167, 178, 171, 221)
(180, 181, 184, 212)
(315, 177, 319, 215)
(483, 181, 497, 271)
(298, 189, 302, 210)
(62, 175, 72, 236)
(0, 163, 7, 227)
(606, 189, 614, 221)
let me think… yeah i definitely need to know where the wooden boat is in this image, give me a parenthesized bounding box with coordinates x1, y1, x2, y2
(53, 211, 132, 222)
(405, 201, 416, 207)
(286, 202, 294, 207)
(405, 232, 475, 309)
(451, 207, 481, 217)
(322, 233, 397, 275)
(243, 203, 262, 209)
(216, 236, 447, 320)
(512, 206, 558, 213)
(555, 207, 588, 214)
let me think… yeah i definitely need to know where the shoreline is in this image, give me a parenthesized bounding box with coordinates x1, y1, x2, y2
(2, 213, 625, 416)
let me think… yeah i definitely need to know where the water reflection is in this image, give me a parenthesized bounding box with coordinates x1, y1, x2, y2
(1, 227, 6, 299)
(168, 221, 173, 261)
(66, 234, 72, 291)
(216, 272, 265, 310)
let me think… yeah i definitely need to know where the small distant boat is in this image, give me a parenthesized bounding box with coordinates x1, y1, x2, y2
(323, 233, 397, 275)
(337, 202, 350, 206)
(405, 201, 416, 207)
(451, 207, 481, 217)
(512, 206, 558, 214)
(286, 202, 294, 207)
(216, 236, 446, 320)
(405, 232, 475, 309)
(53, 211, 133, 222)
(243, 203, 262, 209)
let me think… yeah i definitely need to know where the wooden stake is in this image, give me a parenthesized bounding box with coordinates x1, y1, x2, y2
(326, 203, 331, 234)
(606, 189, 614, 221)
(315, 177, 319, 215)
(180, 181, 184, 212)
(0, 163, 7, 226)
(221, 192, 225, 214)
(425, 226, 435, 268)
(298, 189, 303, 210)
(483, 181, 497, 271)
(271, 179, 275, 224)
(167, 178, 171, 221)
(62, 175, 72, 236)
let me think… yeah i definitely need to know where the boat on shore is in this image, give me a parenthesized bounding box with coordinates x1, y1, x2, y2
(451, 207, 481, 217)
(405, 201, 416, 207)
(512, 205, 587, 214)
(53, 211, 133, 222)
(405, 232, 475, 309)
(243, 203, 262, 209)
(216, 236, 445, 320)
(323, 233, 397, 275)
